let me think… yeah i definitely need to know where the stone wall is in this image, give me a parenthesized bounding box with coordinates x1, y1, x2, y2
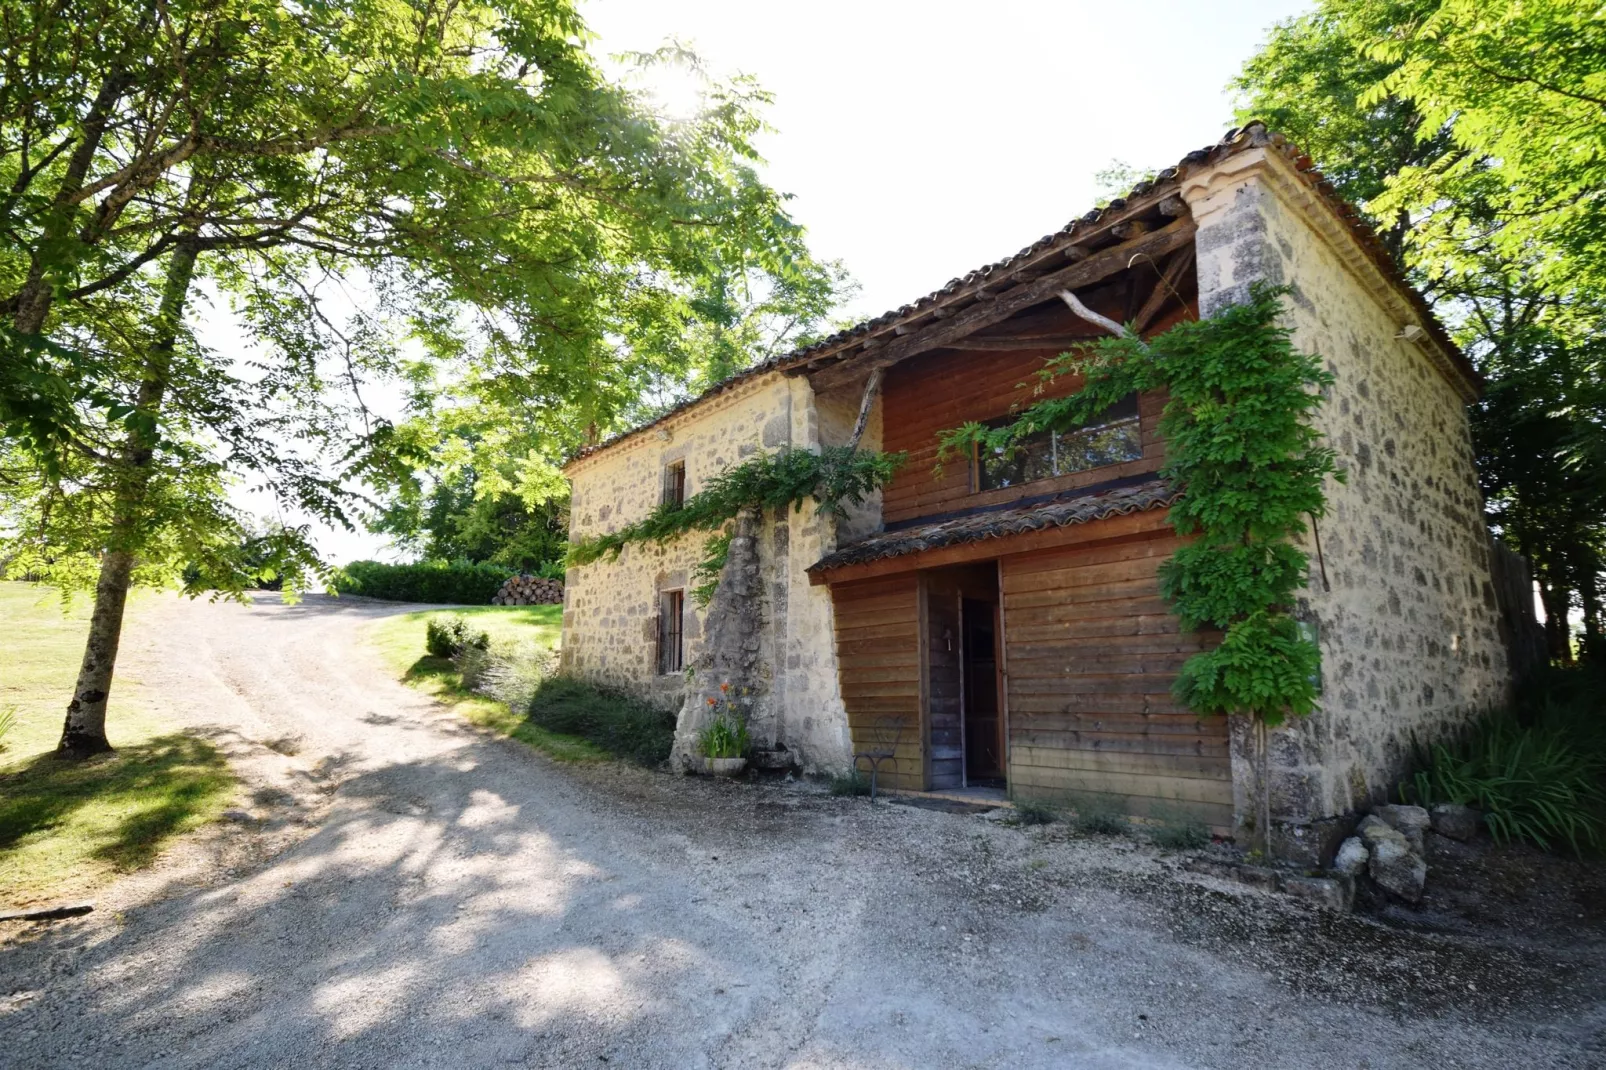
(1184, 146, 1510, 860)
(562, 371, 860, 773)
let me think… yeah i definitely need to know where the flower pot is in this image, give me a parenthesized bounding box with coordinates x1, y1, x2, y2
(703, 756, 748, 777)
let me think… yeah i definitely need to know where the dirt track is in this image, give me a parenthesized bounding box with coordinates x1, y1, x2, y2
(1, 593, 1603, 1068)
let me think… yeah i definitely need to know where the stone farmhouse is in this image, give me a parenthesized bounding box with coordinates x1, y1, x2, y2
(560, 124, 1529, 860)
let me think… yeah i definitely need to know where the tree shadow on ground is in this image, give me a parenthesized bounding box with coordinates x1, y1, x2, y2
(0, 733, 232, 900)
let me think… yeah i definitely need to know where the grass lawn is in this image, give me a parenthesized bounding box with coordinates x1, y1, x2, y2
(365, 605, 605, 763)
(0, 583, 233, 909)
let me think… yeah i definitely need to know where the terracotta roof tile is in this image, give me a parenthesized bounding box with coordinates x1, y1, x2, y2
(807, 478, 1179, 574)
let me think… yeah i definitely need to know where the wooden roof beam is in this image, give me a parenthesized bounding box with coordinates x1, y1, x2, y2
(808, 217, 1195, 391)
(1131, 249, 1195, 335)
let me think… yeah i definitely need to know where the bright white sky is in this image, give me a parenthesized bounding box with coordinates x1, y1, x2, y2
(250, 0, 1312, 565)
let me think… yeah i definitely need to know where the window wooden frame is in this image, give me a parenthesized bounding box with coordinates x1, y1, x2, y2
(972, 392, 1143, 492)
(661, 460, 687, 508)
(657, 589, 685, 674)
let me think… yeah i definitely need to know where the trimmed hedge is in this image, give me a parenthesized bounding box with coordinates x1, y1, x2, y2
(330, 560, 512, 604)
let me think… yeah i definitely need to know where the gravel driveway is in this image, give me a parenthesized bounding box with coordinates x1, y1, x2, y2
(2, 594, 1602, 1069)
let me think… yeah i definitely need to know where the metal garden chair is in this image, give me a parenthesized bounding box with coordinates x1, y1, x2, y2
(852, 716, 909, 803)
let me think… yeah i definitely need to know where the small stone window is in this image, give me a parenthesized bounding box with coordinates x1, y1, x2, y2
(657, 590, 685, 674)
(975, 392, 1143, 491)
(662, 460, 686, 508)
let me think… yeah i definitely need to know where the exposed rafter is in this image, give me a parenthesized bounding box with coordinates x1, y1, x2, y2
(1131, 249, 1195, 334)
(808, 218, 1195, 391)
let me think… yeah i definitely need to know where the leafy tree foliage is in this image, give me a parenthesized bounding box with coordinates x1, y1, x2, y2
(1234, 0, 1606, 663)
(0, 0, 837, 754)
(373, 463, 569, 577)
(938, 286, 1340, 725)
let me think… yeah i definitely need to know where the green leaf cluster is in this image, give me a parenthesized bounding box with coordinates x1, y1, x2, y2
(697, 710, 750, 760)
(1233, 0, 1606, 663)
(566, 447, 904, 598)
(937, 285, 1339, 724)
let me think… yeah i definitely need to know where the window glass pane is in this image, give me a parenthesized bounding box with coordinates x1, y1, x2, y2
(662, 461, 686, 508)
(1055, 394, 1143, 474)
(658, 590, 684, 674)
(974, 393, 1143, 490)
(977, 429, 1054, 490)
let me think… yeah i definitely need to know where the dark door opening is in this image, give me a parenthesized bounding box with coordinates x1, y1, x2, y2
(962, 598, 1005, 786)
(922, 562, 1005, 792)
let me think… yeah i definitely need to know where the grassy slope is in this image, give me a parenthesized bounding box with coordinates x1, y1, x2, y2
(365, 605, 605, 762)
(0, 583, 233, 908)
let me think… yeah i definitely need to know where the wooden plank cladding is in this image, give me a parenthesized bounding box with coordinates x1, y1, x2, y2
(830, 574, 924, 791)
(878, 347, 1166, 526)
(1000, 523, 1233, 829)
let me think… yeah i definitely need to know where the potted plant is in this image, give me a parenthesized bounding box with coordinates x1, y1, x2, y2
(698, 684, 750, 776)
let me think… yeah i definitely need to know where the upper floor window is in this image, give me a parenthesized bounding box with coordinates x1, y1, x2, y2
(662, 459, 686, 508)
(975, 393, 1143, 491)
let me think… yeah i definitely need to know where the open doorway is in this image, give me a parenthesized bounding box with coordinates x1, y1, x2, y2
(961, 596, 1005, 787)
(922, 562, 1005, 793)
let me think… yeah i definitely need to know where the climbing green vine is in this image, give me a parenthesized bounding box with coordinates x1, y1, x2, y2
(937, 284, 1341, 725)
(567, 445, 905, 605)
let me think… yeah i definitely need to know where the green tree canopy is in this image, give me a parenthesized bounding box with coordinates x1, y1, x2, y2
(0, 0, 840, 754)
(1233, 0, 1606, 661)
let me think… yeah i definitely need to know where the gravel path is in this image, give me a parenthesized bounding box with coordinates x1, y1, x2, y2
(2, 594, 1602, 1069)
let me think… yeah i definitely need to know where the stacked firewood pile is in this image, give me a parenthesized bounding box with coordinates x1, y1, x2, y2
(491, 574, 564, 605)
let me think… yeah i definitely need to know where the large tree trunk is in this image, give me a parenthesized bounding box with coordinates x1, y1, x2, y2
(56, 242, 198, 758)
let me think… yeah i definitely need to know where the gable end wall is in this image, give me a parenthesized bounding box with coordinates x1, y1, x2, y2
(1185, 148, 1510, 858)
(561, 371, 858, 771)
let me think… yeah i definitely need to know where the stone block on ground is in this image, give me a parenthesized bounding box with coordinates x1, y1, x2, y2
(1430, 803, 1480, 842)
(1332, 835, 1368, 878)
(1373, 804, 1430, 854)
(1360, 818, 1427, 903)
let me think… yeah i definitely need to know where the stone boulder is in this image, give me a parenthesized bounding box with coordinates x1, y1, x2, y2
(1358, 816, 1426, 903)
(1430, 803, 1480, 842)
(1332, 835, 1369, 878)
(1373, 804, 1430, 855)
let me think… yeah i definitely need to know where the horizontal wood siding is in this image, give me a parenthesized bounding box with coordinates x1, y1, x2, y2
(832, 574, 924, 790)
(879, 347, 1166, 525)
(1001, 523, 1232, 828)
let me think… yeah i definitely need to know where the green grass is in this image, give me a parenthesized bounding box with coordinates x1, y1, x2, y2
(365, 605, 606, 763)
(0, 583, 234, 908)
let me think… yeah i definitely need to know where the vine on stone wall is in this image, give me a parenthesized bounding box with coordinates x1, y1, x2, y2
(567, 445, 905, 605)
(937, 284, 1341, 726)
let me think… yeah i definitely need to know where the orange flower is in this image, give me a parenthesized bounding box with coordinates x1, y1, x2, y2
(720, 681, 731, 693)
(706, 696, 716, 706)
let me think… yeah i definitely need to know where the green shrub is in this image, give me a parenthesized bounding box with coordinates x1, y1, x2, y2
(1069, 795, 1128, 836)
(1404, 707, 1605, 855)
(331, 559, 512, 604)
(1148, 820, 1210, 851)
(526, 677, 675, 765)
(828, 768, 871, 796)
(424, 615, 489, 659)
(697, 712, 749, 759)
(457, 640, 554, 708)
(1012, 799, 1058, 826)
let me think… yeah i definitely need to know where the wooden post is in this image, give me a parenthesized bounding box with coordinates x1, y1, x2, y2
(847, 368, 882, 450)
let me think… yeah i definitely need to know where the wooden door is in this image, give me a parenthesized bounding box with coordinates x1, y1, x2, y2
(923, 575, 964, 790)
